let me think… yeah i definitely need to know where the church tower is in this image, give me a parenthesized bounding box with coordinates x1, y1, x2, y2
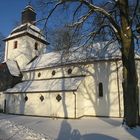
(4, 5, 49, 69)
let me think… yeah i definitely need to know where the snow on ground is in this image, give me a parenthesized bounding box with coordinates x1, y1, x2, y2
(0, 113, 140, 140)
(0, 119, 51, 140)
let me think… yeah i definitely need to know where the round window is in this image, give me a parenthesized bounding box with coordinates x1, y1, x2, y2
(56, 94, 62, 102)
(24, 96, 28, 102)
(52, 70, 56, 76)
(38, 72, 41, 77)
(40, 95, 44, 102)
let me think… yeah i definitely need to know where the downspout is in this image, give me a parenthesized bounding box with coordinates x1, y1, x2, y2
(115, 60, 121, 117)
(73, 91, 76, 119)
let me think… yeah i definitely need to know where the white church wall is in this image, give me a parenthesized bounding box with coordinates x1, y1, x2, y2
(0, 92, 5, 112)
(25, 36, 46, 55)
(4, 59, 140, 118)
(22, 66, 86, 81)
(5, 36, 46, 69)
(21, 60, 125, 118)
(5, 92, 76, 118)
(76, 61, 123, 117)
(6, 37, 28, 60)
(74, 91, 85, 118)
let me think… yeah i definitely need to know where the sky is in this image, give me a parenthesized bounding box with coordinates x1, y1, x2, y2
(0, 0, 74, 37)
(0, 0, 106, 37)
(0, 0, 31, 36)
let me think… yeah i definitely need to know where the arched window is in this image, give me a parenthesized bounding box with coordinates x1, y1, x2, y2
(99, 82, 103, 97)
(68, 68, 72, 74)
(35, 42, 38, 50)
(13, 41, 18, 49)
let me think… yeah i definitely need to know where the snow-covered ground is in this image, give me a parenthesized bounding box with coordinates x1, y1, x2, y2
(0, 113, 140, 140)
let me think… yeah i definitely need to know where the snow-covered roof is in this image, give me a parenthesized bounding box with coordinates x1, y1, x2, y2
(4, 23, 48, 45)
(5, 77, 84, 93)
(6, 60, 21, 77)
(22, 42, 121, 71)
(24, 5, 35, 12)
(21, 41, 140, 71)
(11, 23, 40, 34)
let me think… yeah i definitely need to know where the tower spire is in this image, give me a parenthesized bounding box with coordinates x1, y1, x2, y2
(21, 2, 36, 25)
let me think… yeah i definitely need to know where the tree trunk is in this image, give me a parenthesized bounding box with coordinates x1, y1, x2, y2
(122, 40, 139, 127)
(119, 0, 139, 127)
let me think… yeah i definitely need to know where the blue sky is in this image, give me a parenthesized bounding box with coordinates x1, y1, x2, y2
(0, 0, 105, 37)
(0, 0, 31, 36)
(0, 0, 70, 37)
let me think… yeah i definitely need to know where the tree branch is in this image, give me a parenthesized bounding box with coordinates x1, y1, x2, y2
(130, 0, 140, 26)
(70, 10, 93, 27)
(61, 0, 121, 39)
(73, 3, 83, 22)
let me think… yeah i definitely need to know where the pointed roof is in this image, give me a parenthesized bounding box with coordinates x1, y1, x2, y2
(3, 23, 49, 45)
(21, 4, 36, 24)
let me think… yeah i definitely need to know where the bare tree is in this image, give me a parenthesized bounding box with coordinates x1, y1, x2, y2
(36, 0, 140, 127)
(48, 26, 80, 51)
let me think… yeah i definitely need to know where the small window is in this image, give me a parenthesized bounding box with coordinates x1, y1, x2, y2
(35, 42, 38, 50)
(24, 96, 28, 102)
(56, 94, 62, 102)
(52, 70, 56, 76)
(40, 95, 44, 102)
(14, 41, 18, 49)
(68, 68, 72, 74)
(38, 72, 41, 77)
(99, 82, 103, 97)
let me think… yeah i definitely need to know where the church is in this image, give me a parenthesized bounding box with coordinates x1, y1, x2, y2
(0, 5, 140, 119)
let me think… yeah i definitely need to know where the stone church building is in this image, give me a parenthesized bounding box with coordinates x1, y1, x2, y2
(0, 5, 140, 119)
